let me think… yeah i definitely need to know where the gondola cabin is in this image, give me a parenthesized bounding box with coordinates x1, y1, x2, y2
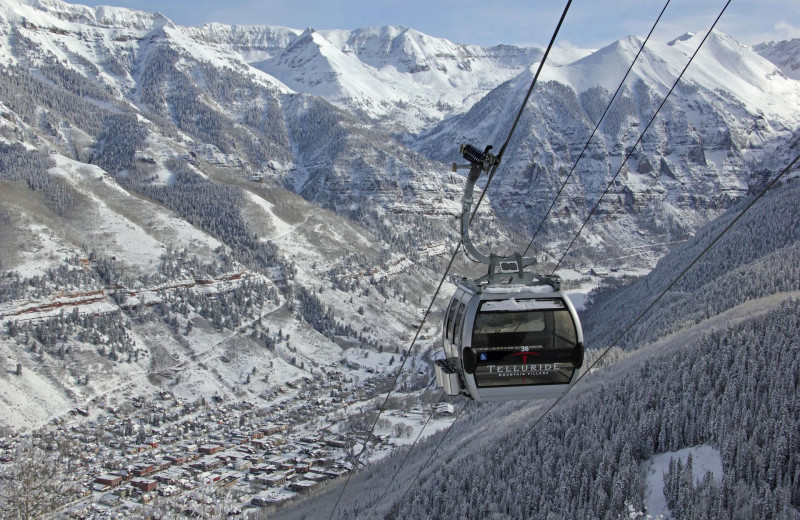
(435, 275, 584, 401)
(435, 143, 586, 401)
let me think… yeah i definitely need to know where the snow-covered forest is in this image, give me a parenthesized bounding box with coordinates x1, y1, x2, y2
(267, 176, 800, 519)
(1, 0, 800, 517)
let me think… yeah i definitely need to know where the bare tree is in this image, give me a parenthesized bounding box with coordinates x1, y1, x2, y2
(0, 439, 78, 520)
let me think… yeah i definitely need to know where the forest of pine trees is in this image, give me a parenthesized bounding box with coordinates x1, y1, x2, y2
(311, 298, 799, 520)
(269, 179, 800, 520)
(583, 180, 800, 351)
(1, 247, 279, 364)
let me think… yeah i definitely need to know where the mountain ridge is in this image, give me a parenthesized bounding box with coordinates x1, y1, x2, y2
(1, 0, 799, 433)
(1, 1, 800, 517)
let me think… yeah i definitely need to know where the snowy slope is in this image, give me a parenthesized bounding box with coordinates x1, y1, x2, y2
(413, 30, 800, 268)
(1, 0, 800, 434)
(541, 31, 800, 120)
(753, 38, 800, 80)
(252, 26, 545, 134)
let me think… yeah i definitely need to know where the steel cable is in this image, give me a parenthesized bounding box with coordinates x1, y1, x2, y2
(326, 2, 574, 517)
(551, 1, 732, 274)
(522, 0, 672, 258)
(514, 145, 800, 449)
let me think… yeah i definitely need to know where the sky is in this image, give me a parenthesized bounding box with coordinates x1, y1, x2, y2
(65, 0, 800, 49)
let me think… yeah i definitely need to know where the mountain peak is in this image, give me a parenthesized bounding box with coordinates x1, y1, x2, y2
(668, 32, 695, 46)
(5, 0, 177, 31)
(667, 32, 694, 47)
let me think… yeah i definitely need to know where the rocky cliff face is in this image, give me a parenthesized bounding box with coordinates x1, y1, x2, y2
(2, 2, 800, 274)
(1, 0, 799, 431)
(413, 32, 800, 265)
(754, 38, 800, 80)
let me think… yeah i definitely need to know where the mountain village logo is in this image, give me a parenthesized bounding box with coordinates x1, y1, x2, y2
(482, 350, 561, 377)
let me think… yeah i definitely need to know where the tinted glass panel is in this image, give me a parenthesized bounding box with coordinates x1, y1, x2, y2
(471, 299, 577, 388)
(554, 310, 578, 345)
(472, 309, 576, 350)
(452, 302, 467, 346)
(444, 298, 459, 342)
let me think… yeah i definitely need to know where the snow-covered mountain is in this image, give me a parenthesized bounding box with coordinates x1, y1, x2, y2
(1, 0, 799, 432)
(2, 0, 800, 517)
(0, 0, 460, 430)
(415, 30, 800, 265)
(754, 38, 800, 80)
(251, 26, 547, 136)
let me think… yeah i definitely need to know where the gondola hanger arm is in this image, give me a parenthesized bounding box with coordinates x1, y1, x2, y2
(457, 144, 538, 278)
